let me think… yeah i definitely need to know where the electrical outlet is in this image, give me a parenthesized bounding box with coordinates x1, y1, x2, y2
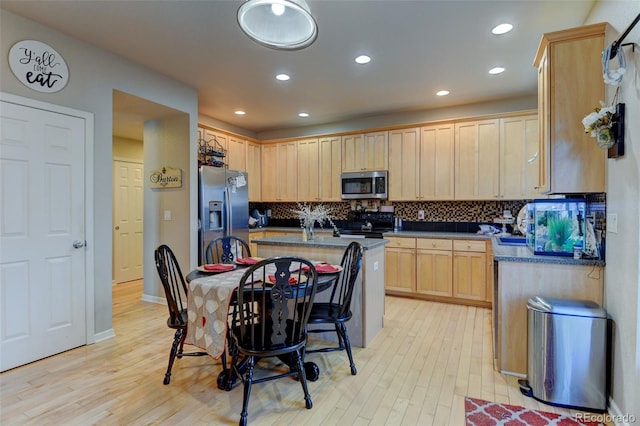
(373, 261, 379, 271)
(164, 210, 172, 221)
(607, 213, 618, 233)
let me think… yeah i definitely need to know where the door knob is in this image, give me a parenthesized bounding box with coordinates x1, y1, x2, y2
(115, 226, 120, 230)
(73, 240, 85, 249)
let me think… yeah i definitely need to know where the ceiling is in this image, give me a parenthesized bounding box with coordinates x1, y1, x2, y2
(2, 0, 597, 139)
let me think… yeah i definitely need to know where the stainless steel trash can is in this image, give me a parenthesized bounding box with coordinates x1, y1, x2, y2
(525, 296, 608, 412)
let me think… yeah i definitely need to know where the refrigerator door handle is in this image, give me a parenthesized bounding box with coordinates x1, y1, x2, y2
(224, 186, 232, 236)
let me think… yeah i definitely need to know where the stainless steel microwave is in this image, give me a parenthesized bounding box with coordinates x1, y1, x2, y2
(340, 171, 388, 200)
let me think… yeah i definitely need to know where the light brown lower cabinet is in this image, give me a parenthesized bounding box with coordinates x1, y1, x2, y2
(452, 240, 487, 301)
(385, 236, 491, 307)
(384, 237, 416, 293)
(248, 231, 265, 256)
(416, 239, 453, 297)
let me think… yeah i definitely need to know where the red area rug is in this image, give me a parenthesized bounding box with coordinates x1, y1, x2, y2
(465, 397, 606, 426)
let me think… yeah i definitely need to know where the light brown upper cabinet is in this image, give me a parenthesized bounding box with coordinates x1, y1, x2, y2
(533, 23, 606, 194)
(389, 125, 454, 201)
(227, 135, 247, 172)
(297, 138, 320, 201)
(454, 119, 500, 200)
(247, 141, 261, 201)
(297, 136, 342, 202)
(261, 142, 297, 202)
(389, 127, 420, 200)
(341, 131, 388, 172)
(318, 136, 342, 201)
(499, 115, 540, 199)
(419, 124, 455, 200)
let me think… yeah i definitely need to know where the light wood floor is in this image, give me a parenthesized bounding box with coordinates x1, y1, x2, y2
(1, 280, 605, 425)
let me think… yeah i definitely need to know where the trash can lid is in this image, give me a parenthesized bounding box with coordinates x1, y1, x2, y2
(527, 296, 607, 318)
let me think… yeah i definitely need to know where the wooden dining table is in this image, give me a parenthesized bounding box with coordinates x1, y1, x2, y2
(184, 260, 341, 389)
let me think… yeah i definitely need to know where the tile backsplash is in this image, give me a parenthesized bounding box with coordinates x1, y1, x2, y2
(251, 200, 527, 223)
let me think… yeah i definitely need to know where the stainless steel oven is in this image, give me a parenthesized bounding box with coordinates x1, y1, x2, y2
(340, 170, 388, 200)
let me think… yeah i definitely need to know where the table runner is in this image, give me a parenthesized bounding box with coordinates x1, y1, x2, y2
(185, 260, 333, 359)
(185, 268, 247, 359)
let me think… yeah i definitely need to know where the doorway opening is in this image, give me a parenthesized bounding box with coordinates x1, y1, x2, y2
(111, 90, 188, 292)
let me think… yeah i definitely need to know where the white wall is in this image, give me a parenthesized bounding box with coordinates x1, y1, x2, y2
(586, 0, 640, 421)
(0, 10, 199, 336)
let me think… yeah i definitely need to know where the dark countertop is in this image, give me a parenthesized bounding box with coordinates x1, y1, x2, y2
(250, 226, 333, 234)
(253, 235, 388, 250)
(251, 227, 489, 240)
(491, 236, 605, 266)
(381, 230, 491, 240)
(252, 227, 605, 266)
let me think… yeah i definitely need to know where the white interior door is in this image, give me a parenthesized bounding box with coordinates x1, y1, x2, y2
(0, 100, 86, 372)
(112, 160, 144, 283)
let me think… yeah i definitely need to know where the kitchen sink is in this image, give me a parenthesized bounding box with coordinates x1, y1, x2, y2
(498, 236, 528, 246)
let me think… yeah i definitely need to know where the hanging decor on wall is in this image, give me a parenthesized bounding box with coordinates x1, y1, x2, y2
(149, 166, 182, 189)
(582, 86, 625, 157)
(8, 40, 69, 93)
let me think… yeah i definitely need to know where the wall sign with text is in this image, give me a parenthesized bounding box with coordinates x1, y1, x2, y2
(149, 167, 182, 189)
(9, 40, 69, 93)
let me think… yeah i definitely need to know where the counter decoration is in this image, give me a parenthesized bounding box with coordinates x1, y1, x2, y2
(291, 203, 339, 241)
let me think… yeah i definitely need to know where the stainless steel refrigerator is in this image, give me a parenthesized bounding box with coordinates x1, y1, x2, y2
(198, 166, 249, 265)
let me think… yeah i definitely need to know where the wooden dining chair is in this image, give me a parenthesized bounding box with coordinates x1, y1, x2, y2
(154, 244, 207, 385)
(305, 241, 364, 375)
(228, 257, 318, 426)
(205, 235, 251, 264)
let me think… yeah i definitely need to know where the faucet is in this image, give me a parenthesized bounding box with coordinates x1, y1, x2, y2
(361, 221, 373, 232)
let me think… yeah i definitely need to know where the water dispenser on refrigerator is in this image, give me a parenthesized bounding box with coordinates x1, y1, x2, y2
(208, 201, 222, 230)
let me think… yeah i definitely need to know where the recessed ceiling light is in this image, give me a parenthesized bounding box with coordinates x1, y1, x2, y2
(355, 55, 371, 64)
(234, 110, 246, 115)
(492, 23, 513, 35)
(276, 73, 290, 81)
(298, 112, 309, 118)
(489, 66, 505, 75)
(436, 90, 450, 96)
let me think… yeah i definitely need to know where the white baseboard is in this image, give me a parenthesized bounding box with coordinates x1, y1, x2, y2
(93, 328, 116, 343)
(141, 293, 165, 305)
(607, 397, 637, 426)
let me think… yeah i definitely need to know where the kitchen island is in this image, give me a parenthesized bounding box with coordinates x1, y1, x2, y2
(493, 237, 605, 376)
(254, 235, 388, 347)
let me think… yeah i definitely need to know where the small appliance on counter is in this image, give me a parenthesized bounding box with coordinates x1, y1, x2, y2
(251, 208, 268, 227)
(526, 198, 586, 257)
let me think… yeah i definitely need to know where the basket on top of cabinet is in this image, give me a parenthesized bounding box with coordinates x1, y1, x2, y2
(198, 137, 226, 167)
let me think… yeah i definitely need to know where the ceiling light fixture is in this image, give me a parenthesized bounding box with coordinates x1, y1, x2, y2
(492, 23, 513, 35)
(235, 110, 246, 115)
(298, 112, 309, 117)
(237, 0, 318, 50)
(489, 66, 505, 75)
(355, 55, 371, 64)
(436, 90, 450, 96)
(276, 73, 291, 81)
